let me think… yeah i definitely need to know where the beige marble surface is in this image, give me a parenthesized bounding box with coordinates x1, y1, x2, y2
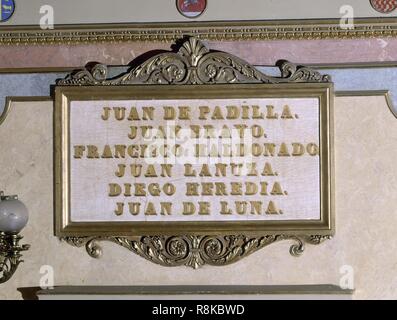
(0, 95, 396, 299)
(69, 98, 320, 222)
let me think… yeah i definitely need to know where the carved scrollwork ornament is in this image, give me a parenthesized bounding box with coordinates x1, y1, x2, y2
(61, 235, 330, 269)
(58, 37, 332, 269)
(58, 37, 330, 86)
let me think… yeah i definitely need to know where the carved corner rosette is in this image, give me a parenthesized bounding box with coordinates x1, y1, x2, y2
(57, 37, 330, 87)
(57, 37, 332, 269)
(61, 235, 332, 269)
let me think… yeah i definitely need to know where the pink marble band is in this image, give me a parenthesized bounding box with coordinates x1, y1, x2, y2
(0, 38, 396, 70)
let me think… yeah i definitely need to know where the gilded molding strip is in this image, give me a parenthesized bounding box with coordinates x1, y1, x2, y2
(1, 18, 397, 45)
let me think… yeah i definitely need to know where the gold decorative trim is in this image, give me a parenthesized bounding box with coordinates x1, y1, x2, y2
(57, 37, 330, 86)
(61, 235, 332, 269)
(1, 18, 397, 45)
(54, 37, 334, 268)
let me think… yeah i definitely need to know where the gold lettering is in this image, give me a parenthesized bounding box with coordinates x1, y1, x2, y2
(307, 143, 319, 156)
(184, 164, 196, 177)
(124, 183, 132, 196)
(163, 107, 175, 120)
(183, 202, 195, 215)
(202, 183, 213, 196)
(250, 201, 262, 214)
(199, 164, 211, 177)
(251, 125, 264, 138)
(130, 164, 142, 177)
(101, 107, 111, 120)
(266, 105, 278, 119)
(163, 183, 176, 196)
(178, 106, 190, 120)
(245, 182, 258, 195)
(261, 163, 275, 176)
(186, 183, 199, 196)
(128, 126, 137, 139)
(220, 201, 232, 214)
(278, 143, 290, 157)
(226, 106, 239, 119)
(266, 201, 280, 214)
(292, 143, 305, 156)
(134, 183, 146, 196)
(148, 183, 161, 196)
(161, 164, 173, 177)
(114, 202, 124, 216)
(101, 145, 113, 158)
(109, 183, 121, 197)
(144, 164, 157, 177)
(281, 105, 294, 119)
(231, 182, 243, 195)
(145, 202, 156, 215)
(234, 124, 248, 138)
(252, 105, 264, 119)
(127, 108, 140, 121)
(247, 163, 258, 176)
(127, 145, 139, 158)
(215, 183, 228, 196)
(128, 202, 140, 215)
(260, 182, 268, 195)
(73, 145, 85, 158)
(270, 182, 284, 195)
(87, 145, 100, 158)
(264, 143, 276, 156)
(199, 202, 210, 215)
(114, 145, 126, 158)
(142, 107, 154, 120)
(115, 164, 126, 178)
(160, 202, 172, 215)
(219, 125, 231, 138)
(113, 107, 126, 121)
(199, 106, 210, 120)
(236, 201, 247, 214)
(211, 106, 224, 120)
(215, 164, 227, 177)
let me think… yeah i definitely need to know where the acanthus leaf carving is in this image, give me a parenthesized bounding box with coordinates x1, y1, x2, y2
(58, 37, 330, 86)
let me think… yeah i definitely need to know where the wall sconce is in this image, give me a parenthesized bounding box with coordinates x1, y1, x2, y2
(0, 191, 29, 284)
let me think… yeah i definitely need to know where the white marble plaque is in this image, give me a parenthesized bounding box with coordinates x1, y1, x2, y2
(69, 98, 321, 222)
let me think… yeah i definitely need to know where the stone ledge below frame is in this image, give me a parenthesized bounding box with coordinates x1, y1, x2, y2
(31, 285, 354, 300)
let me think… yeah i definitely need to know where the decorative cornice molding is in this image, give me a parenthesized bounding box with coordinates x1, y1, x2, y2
(58, 37, 331, 86)
(1, 18, 397, 45)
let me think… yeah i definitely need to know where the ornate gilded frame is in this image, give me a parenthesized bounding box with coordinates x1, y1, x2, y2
(55, 37, 334, 268)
